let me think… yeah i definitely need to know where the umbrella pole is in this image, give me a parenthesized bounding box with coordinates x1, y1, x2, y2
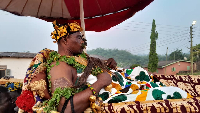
(79, 0, 85, 37)
(79, 0, 86, 52)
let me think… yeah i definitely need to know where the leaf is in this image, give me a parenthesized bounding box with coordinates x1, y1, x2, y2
(56, 61, 59, 66)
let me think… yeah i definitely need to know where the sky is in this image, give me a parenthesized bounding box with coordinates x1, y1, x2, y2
(0, 0, 200, 55)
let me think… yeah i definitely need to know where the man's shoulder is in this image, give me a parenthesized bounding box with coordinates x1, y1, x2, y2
(51, 61, 73, 71)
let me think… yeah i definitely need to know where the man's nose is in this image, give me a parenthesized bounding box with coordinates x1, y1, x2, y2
(81, 39, 84, 44)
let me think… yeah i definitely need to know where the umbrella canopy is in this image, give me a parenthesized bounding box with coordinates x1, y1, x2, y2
(0, 0, 153, 32)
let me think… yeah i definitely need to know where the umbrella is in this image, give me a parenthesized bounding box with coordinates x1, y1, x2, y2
(0, 0, 154, 31)
(0, 0, 153, 32)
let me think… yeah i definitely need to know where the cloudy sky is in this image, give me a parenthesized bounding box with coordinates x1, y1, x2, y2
(0, 0, 200, 55)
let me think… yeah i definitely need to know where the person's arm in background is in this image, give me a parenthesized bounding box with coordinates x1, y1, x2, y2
(103, 58, 117, 70)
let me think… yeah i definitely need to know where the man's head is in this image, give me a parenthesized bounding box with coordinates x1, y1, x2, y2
(51, 21, 87, 55)
(59, 31, 86, 55)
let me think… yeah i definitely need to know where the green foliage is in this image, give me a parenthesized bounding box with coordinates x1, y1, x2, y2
(87, 48, 151, 68)
(148, 19, 158, 72)
(158, 54, 167, 61)
(91, 67, 103, 76)
(130, 64, 141, 69)
(192, 44, 200, 62)
(169, 49, 184, 60)
(43, 87, 82, 113)
(45, 51, 104, 92)
(87, 48, 190, 69)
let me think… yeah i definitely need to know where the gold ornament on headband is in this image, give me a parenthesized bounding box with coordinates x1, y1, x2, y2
(69, 22, 83, 32)
(51, 20, 82, 43)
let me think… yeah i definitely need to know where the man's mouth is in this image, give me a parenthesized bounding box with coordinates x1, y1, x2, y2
(81, 44, 86, 49)
(81, 41, 87, 49)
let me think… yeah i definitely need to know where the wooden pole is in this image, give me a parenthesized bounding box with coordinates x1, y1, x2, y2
(190, 25, 193, 75)
(165, 47, 168, 76)
(79, 0, 86, 52)
(79, 0, 85, 38)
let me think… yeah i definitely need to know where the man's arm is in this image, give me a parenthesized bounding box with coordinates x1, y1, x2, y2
(50, 62, 111, 113)
(30, 72, 51, 99)
(103, 58, 117, 70)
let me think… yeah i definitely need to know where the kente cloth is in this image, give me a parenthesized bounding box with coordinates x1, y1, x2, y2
(154, 74, 200, 97)
(86, 72, 200, 113)
(24, 49, 53, 85)
(100, 97, 200, 113)
(16, 49, 53, 113)
(86, 68, 192, 104)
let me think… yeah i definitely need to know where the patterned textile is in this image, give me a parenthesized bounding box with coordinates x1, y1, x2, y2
(85, 75, 200, 113)
(154, 74, 200, 97)
(23, 49, 53, 102)
(24, 49, 53, 85)
(97, 70, 191, 103)
(5, 82, 22, 91)
(16, 49, 53, 112)
(101, 97, 200, 113)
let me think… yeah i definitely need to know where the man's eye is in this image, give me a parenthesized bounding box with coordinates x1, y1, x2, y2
(77, 36, 81, 39)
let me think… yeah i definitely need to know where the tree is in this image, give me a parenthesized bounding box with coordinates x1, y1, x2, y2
(192, 44, 200, 62)
(158, 54, 166, 61)
(169, 49, 184, 60)
(148, 19, 158, 73)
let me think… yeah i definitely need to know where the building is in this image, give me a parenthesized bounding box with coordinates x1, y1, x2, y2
(0, 52, 36, 79)
(143, 60, 196, 75)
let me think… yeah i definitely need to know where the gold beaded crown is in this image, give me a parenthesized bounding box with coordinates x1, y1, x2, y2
(51, 20, 83, 43)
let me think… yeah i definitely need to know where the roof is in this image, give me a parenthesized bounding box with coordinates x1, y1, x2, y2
(0, 52, 108, 60)
(158, 60, 178, 67)
(159, 60, 191, 68)
(0, 52, 36, 58)
(143, 60, 191, 68)
(89, 54, 108, 60)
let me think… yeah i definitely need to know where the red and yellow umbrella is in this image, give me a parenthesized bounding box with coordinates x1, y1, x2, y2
(0, 0, 153, 32)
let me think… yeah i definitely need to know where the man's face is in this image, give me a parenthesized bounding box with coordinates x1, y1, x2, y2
(67, 32, 85, 55)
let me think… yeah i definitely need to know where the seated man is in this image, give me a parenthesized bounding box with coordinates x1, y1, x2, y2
(16, 21, 117, 113)
(16, 21, 193, 113)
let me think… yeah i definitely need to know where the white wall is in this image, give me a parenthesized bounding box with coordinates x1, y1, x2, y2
(0, 57, 32, 79)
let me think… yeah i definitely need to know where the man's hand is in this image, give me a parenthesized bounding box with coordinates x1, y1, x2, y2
(106, 58, 117, 70)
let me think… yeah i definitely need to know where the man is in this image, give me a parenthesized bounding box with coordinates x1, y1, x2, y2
(16, 21, 117, 113)
(50, 25, 112, 113)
